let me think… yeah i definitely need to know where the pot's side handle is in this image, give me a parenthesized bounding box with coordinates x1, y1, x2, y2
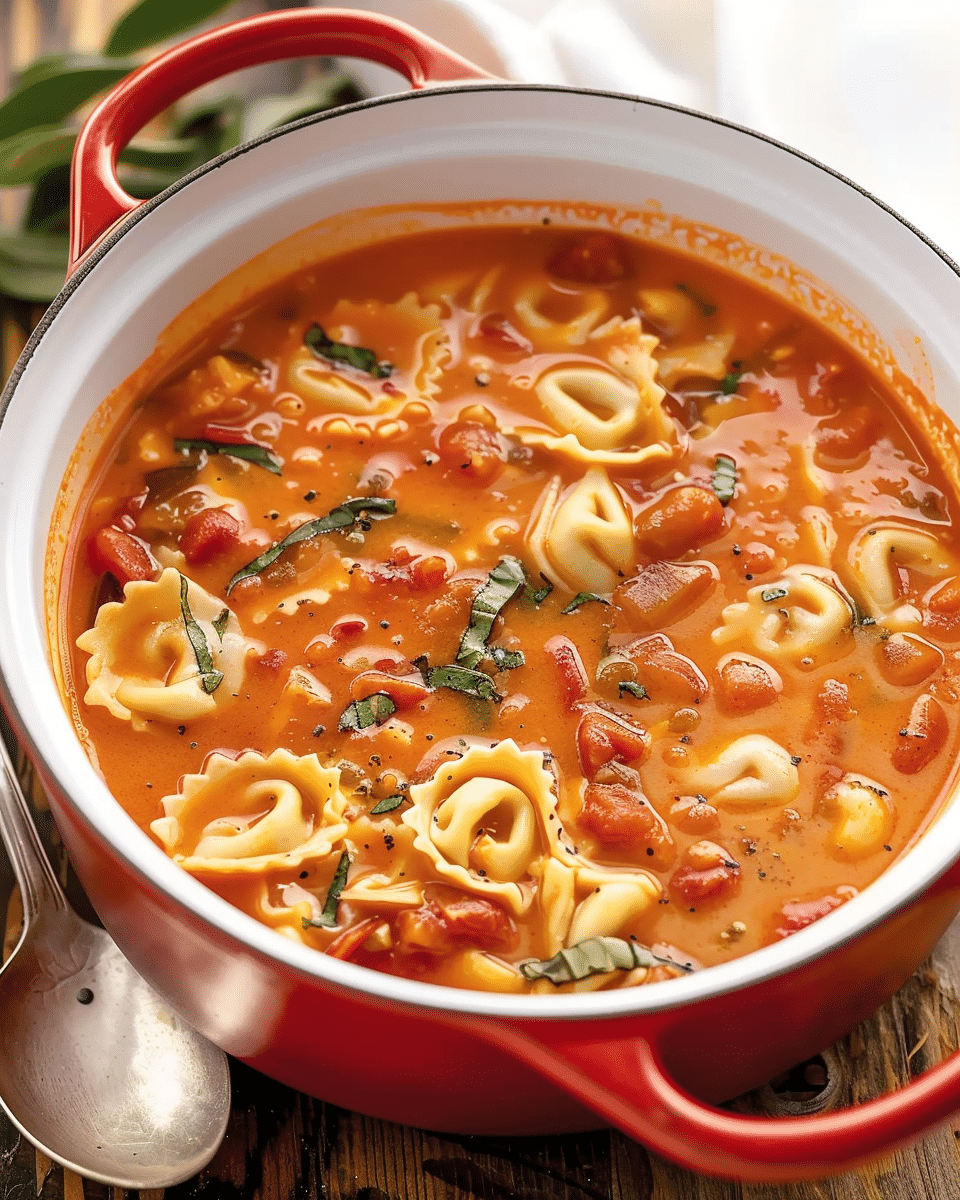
(69, 7, 496, 270)
(479, 1023, 960, 1183)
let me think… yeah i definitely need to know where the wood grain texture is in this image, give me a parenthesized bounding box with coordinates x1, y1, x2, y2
(4, 2, 960, 1197)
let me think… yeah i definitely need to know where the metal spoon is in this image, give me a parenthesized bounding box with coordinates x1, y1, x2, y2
(0, 735, 232, 1187)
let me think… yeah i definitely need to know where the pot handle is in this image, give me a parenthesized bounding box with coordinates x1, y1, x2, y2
(69, 7, 496, 268)
(478, 1023, 960, 1182)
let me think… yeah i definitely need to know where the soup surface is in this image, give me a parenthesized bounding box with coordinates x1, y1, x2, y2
(60, 211, 960, 993)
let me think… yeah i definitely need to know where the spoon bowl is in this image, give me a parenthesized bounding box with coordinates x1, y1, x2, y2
(0, 739, 231, 1188)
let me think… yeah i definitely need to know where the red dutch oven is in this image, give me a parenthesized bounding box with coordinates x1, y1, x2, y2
(3, 8, 960, 1183)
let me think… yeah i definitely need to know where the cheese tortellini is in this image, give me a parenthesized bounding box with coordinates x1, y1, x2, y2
(713, 565, 854, 667)
(681, 735, 801, 809)
(401, 740, 572, 914)
(150, 749, 351, 875)
(526, 468, 636, 594)
(848, 524, 953, 630)
(76, 567, 260, 730)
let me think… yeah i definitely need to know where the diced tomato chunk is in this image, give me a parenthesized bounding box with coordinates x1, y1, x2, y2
(580, 782, 674, 866)
(394, 895, 517, 955)
(475, 312, 533, 354)
(669, 840, 740, 903)
(775, 891, 853, 939)
(325, 917, 382, 960)
(179, 508, 241, 566)
(892, 694, 948, 775)
(634, 485, 725, 561)
(88, 526, 156, 588)
(350, 669, 430, 709)
(715, 657, 779, 714)
(200, 421, 260, 446)
(615, 560, 716, 630)
(544, 634, 589, 706)
(548, 232, 631, 284)
(437, 420, 506, 483)
(619, 633, 708, 704)
(877, 633, 942, 687)
(577, 708, 650, 778)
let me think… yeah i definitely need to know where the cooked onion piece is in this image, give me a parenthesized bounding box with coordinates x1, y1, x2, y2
(526, 468, 636, 593)
(288, 292, 448, 414)
(655, 331, 736, 389)
(819, 774, 894, 859)
(681, 735, 801, 810)
(848, 524, 953, 630)
(76, 567, 261, 730)
(713, 565, 854, 667)
(150, 749, 350, 875)
(401, 740, 569, 914)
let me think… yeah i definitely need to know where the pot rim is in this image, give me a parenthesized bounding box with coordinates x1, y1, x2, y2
(4, 79, 960, 1023)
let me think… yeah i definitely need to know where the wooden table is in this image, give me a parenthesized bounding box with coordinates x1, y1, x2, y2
(4, 2, 960, 1196)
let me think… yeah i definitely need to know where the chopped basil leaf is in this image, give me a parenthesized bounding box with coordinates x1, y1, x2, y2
(675, 281, 716, 318)
(490, 646, 525, 671)
(719, 369, 742, 395)
(422, 662, 502, 702)
(712, 454, 737, 506)
(226, 496, 396, 593)
(304, 850, 351, 928)
(849, 598, 876, 628)
(370, 794, 406, 815)
(761, 586, 788, 603)
(339, 692, 397, 732)
(211, 607, 230, 643)
(174, 437, 282, 475)
(520, 936, 694, 984)
(178, 574, 223, 695)
(456, 556, 526, 670)
(618, 681, 649, 701)
(561, 592, 611, 615)
(304, 322, 392, 378)
(524, 574, 554, 606)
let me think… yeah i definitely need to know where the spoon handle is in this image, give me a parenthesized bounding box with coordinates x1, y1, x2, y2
(0, 733, 68, 922)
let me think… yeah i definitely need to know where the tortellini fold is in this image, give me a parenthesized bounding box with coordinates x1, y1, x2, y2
(77, 567, 260, 730)
(681, 735, 801, 809)
(401, 740, 571, 914)
(713, 565, 854, 667)
(151, 749, 350, 875)
(848, 524, 953, 630)
(526, 468, 636, 594)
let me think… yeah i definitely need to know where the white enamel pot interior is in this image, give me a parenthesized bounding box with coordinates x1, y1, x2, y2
(3, 66, 960, 1180)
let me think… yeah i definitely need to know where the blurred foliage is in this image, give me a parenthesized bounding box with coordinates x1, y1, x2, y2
(0, 0, 361, 302)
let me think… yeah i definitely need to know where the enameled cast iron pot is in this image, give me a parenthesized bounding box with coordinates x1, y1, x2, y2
(4, 9, 960, 1183)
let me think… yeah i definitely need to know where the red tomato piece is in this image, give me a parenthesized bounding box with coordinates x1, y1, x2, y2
(577, 708, 650, 778)
(325, 917, 382, 960)
(775, 891, 854, 939)
(548, 232, 631, 284)
(475, 312, 533, 354)
(544, 634, 589, 706)
(200, 421, 260, 446)
(669, 840, 740, 904)
(88, 526, 156, 588)
(580, 782, 675, 866)
(179, 508, 241, 566)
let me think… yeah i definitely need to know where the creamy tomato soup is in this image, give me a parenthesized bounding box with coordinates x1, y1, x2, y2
(59, 210, 960, 993)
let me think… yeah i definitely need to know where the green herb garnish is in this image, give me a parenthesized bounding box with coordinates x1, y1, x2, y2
(675, 281, 716, 318)
(304, 322, 392, 378)
(618, 681, 650, 701)
(489, 646, 525, 671)
(719, 367, 742, 395)
(761, 586, 788, 603)
(457, 556, 526, 670)
(178, 575, 223, 694)
(561, 592, 611, 615)
(370, 794, 406, 815)
(712, 454, 737, 506)
(338, 693, 398, 732)
(520, 936, 694, 985)
(422, 663, 502, 702)
(523, 574, 554, 606)
(303, 851, 351, 929)
(174, 437, 282, 475)
(211, 607, 230, 643)
(226, 496, 396, 593)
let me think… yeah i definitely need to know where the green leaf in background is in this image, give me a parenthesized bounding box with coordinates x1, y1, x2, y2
(22, 164, 70, 234)
(173, 95, 246, 160)
(241, 73, 362, 142)
(0, 56, 138, 140)
(119, 137, 203, 171)
(104, 0, 237, 58)
(0, 231, 71, 303)
(0, 127, 75, 187)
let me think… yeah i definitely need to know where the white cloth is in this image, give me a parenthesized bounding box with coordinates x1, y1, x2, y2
(323, 0, 960, 264)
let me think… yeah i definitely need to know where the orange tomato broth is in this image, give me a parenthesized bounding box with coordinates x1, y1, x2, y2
(58, 212, 960, 994)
